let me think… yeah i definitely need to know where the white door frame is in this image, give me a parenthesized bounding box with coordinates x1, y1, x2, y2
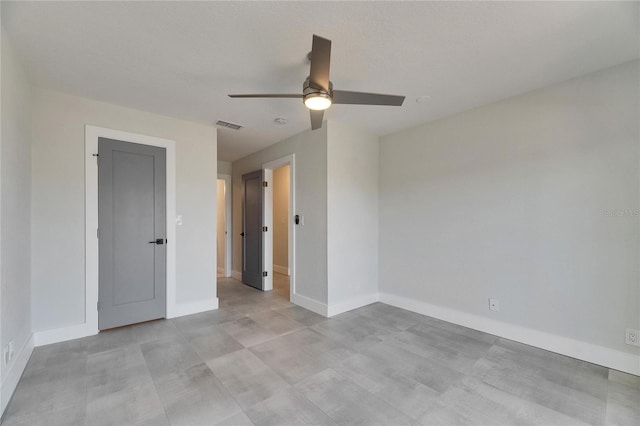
(85, 125, 177, 335)
(217, 174, 232, 277)
(262, 154, 295, 295)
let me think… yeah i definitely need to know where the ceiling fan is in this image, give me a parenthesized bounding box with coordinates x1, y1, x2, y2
(229, 35, 405, 130)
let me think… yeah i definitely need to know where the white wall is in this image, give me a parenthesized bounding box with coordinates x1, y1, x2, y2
(1, 29, 33, 413)
(326, 122, 379, 314)
(31, 88, 218, 332)
(230, 123, 380, 316)
(379, 61, 640, 368)
(232, 127, 328, 306)
(216, 179, 225, 273)
(217, 160, 232, 175)
(273, 165, 289, 272)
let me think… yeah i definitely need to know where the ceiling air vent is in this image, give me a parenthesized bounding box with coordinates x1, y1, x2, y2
(215, 120, 243, 130)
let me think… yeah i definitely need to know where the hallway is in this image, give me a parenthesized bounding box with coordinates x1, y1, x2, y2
(272, 272, 289, 300)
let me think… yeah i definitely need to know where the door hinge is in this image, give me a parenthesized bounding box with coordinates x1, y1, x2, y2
(262, 181, 268, 187)
(97, 300, 100, 311)
(92, 153, 99, 164)
(97, 228, 99, 239)
(262, 226, 268, 232)
(262, 271, 268, 277)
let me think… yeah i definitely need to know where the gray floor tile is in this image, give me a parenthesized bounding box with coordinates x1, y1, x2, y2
(1, 403, 86, 426)
(183, 322, 244, 361)
(215, 411, 255, 426)
(86, 344, 153, 399)
(248, 309, 306, 336)
(350, 302, 422, 332)
(294, 368, 415, 426)
(471, 343, 608, 425)
(262, 296, 295, 311)
(608, 369, 640, 389)
(22, 338, 88, 373)
(359, 339, 465, 393)
(311, 313, 391, 352)
(206, 348, 290, 409)
(424, 317, 500, 346)
(132, 319, 181, 344)
(250, 328, 356, 385)
(3, 359, 87, 418)
(221, 317, 280, 347)
(20, 351, 87, 384)
(246, 388, 337, 426)
(85, 382, 168, 425)
(422, 376, 589, 426)
(333, 353, 440, 421)
(224, 299, 279, 317)
(171, 308, 243, 333)
(273, 305, 327, 327)
(390, 322, 493, 373)
(140, 336, 202, 379)
(478, 339, 610, 400)
(605, 377, 640, 426)
(153, 363, 242, 426)
(86, 326, 138, 356)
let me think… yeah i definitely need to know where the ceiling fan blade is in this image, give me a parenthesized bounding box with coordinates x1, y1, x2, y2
(332, 90, 405, 106)
(228, 94, 302, 98)
(310, 110, 324, 130)
(309, 35, 331, 92)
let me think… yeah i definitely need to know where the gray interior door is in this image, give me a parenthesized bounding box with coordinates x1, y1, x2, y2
(242, 170, 264, 290)
(98, 138, 166, 330)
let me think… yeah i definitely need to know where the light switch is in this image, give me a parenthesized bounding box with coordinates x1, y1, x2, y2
(176, 215, 183, 226)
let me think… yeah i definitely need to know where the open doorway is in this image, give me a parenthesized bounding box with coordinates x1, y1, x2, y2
(262, 154, 295, 299)
(272, 165, 290, 299)
(217, 174, 232, 278)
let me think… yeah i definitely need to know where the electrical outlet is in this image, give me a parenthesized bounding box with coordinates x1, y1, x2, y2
(8, 339, 13, 361)
(626, 328, 640, 346)
(488, 298, 500, 312)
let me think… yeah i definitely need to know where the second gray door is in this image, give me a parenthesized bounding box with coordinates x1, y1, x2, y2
(98, 138, 166, 330)
(242, 170, 264, 290)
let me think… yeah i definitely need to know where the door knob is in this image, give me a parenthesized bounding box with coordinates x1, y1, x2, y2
(148, 238, 164, 245)
(240, 232, 245, 237)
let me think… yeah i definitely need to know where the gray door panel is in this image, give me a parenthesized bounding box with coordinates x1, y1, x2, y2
(98, 138, 166, 330)
(242, 170, 263, 290)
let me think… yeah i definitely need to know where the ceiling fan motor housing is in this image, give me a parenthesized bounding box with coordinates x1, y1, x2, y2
(303, 77, 333, 103)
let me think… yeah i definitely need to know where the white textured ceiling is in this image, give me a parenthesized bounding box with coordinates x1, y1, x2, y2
(2, 1, 638, 161)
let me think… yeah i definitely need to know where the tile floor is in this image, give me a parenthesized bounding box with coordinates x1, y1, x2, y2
(2, 277, 638, 425)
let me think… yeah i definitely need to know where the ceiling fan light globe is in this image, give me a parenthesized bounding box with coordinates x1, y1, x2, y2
(304, 94, 332, 110)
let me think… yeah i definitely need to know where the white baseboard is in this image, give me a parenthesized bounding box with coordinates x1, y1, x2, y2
(327, 293, 379, 317)
(35, 297, 219, 346)
(291, 292, 328, 317)
(273, 265, 290, 276)
(231, 270, 242, 281)
(1, 334, 35, 415)
(168, 297, 219, 318)
(34, 322, 98, 347)
(379, 292, 640, 376)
